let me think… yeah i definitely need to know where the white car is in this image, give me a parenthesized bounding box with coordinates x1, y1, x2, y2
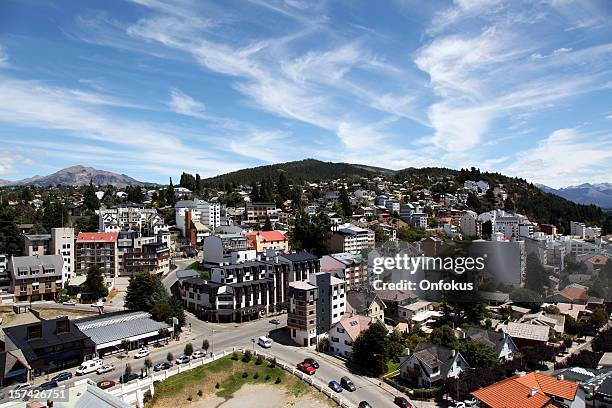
(134, 349, 149, 359)
(175, 355, 190, 364)
(191, 351, 205, 359)
(449, 403, 466, 408)
(464, 398, 478, 406)
(96, 364, 115, 374)
(62, 300, 76, 306)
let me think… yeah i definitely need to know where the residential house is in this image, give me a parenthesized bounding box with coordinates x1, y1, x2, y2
(345, 290, 385, 321)
(245, 230, 289, 253)
(328, 314, 378, 359)
(465, 327, 518, 361)
(472, 371, 585, 408)
(399, 342, 470, 388)
(499, 322, 551, 349)
(328, 224, 375, 254)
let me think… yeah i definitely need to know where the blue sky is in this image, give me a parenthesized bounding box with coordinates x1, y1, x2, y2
(0, 0, 611, 187)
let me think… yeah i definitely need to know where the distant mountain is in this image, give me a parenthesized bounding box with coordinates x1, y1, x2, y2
(203, 159, 394, 187)
(1, 165, 151, 188)
(537, 183, 612, 209)
(0, 179, 11, 187)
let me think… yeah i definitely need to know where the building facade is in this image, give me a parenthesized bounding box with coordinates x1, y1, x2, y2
(9, 255, 64, 301)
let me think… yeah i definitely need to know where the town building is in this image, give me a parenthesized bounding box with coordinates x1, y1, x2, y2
(465, 327, 518, 361)
(244, 202, 280, 225)
(287, 280, 318, 347)
(309, 272, 346, 334)
(459, 210, 481, 237)
(328, 224, 375, 254)
(498, 322, 551, 349)
(345, 290, 385, 321)
(23, 234, 51, 257)
(279, 251, 320, 282)
(75, 232, 119, 289)
(99, 205, 167, 236)
(74, 311, 173, 357)
(328, 314, 378, 358)
(0, 254, 8, 293)
(245, 230, 289, 253)
(8, 254, 64, 302)
(175, 199, 221, 236)
(471, 371, 584, 408)
(320, 253, 366, 290)
(50, 227, 75, 283)
(0, 316, 95, 385)
(398, 342, 469, 388)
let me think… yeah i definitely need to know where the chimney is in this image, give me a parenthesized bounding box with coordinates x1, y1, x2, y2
(452, 349, 456, 357)
(403, 348, 410, 356)
(530, 387, 538, 397)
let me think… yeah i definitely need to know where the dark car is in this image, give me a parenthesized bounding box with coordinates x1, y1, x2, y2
(38, 381, 58, 390)
(303, 358, 320, 369)
(51, 372, 73, 382)
(329, 380, 343, 393)
(269, 318, 281, 325)
(154, 362, 172, 371)
(358, 402, 372, 408)
(340, 376, 356, 391)
(119, 373, 140, 384)
(394, 396, 412, 408)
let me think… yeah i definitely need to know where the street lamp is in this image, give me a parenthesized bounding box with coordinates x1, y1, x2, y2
(251, 338, 255, 352)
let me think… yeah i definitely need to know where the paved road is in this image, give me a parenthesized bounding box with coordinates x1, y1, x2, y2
(12, 312, 409, 407)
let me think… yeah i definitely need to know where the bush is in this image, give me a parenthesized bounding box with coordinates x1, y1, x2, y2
(197, 390, 203, 397)
(255, 355, 263, 365)
(275, 377, 281, 384)
(187, 396, 192, 402)
(143, 390, 152, 404)
(265, 375, 271, 381)
(231, 352, 239, 360)
(269, 357, 276, 368)
(253, 372, 259, 379)
(242, 371, 248, 378)
(215, 382, 220, 389)
(243, 350, 252, 362)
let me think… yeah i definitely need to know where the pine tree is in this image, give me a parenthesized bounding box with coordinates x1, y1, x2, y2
(165, 178, 176, 206)
(339, 187, 352, 217)
(84, 264, 108, 300)
(83, 180, 100, 211)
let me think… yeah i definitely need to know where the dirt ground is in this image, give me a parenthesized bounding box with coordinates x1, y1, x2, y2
(191, 384, 333, 408)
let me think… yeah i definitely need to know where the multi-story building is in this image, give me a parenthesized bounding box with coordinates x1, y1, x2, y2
(279, 251, 320, 282)
(23, 234, 51, 257)
(0, 254, 10, 293)
(245, 230, 289, 253)
(8, 254, 64, 301)
(0, 316, 95, 384)
(459, 210, 481, 237)
(175, 199, 221, 236)
(287, 280, 318, 347)
(328, 224, 374, 254)
(409, 213, 428, 229)
(308, 272, 346, 334)
(99, 205, 167, 236)
(75, 232, 119, 288)
(570, 221, 586, 238)
(320, 253, 366, 290)
(123, 242, 170, 276)
(244, 202, 280, 225)
(50, 227, 75, 283)
(202, 234, 256, 267)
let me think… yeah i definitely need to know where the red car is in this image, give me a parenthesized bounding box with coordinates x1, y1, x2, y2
(394, 396, 413, 408)
(296, 362, 316, 375)
(97, 380, 116, 390)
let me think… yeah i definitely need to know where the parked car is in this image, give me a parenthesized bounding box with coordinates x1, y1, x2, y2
(340, 376, 356, 392)
(358, 402, 372, 408)
(296, 362, 316, 375)
(302, 358, 319, 369)
(191, 351, 205, 359)
(394, 396, 412, 408)
(97, 380, 116, 390)
(448, 403, 466, 408)
(258, 336, 272, 348)
(38, 381, 58, 391)
(96, 364, 115, 375)
(175, 355, 191, 364)
(464, 398, 478, 407)
(14, 382, 31, 390)
(329, 380, 343, 393)
(154, 362, 172, 371)
(269, 318, 281, 325)
(134, 348, 150, 359)
(119, 373, 139, 384)
(75, 358, 103, 375)
(62, 300, 76, 306)
(51, 372, 72, 382)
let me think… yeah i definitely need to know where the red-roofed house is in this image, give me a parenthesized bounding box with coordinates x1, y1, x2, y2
(76, 232, 119, 289)
(472, 371, 585, 408)
(245, 231, 289, 253)
(328, 314, 380, 358)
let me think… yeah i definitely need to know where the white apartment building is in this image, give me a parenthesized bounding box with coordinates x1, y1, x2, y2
(50, 227, 75, 283)
(99, 206, 167, 236)
(570, 221, 586, 238)
(328, 224, 375, 254)
(443, 224, 462, 239)
(309, 272, 346, 333)
(175, 199, 221, 236)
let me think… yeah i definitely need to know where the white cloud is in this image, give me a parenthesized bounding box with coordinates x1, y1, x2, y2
(0, 151, 15, 174)
(553, 47, 572, 54)
(503, 128, 612, 187)
(0, 44, 8, 67)
(168, 88, 206, 118)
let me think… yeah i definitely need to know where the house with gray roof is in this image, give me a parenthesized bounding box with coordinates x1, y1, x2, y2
(465, 327, 519, 361)
(8, 254, 64, 302)
(399, 342, 470, 388)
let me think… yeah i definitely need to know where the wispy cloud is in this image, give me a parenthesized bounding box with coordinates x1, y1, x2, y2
(168, 88, 207, 119)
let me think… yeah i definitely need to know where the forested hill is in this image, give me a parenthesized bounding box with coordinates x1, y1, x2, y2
(202, 159, 390, 187)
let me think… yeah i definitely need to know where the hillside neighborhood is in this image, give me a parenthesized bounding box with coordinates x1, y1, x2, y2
(0, 162, 610, 408)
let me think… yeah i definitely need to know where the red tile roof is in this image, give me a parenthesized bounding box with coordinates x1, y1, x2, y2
(245, 230, 287, 242)
(472, 372, 578, 408)
(76, 232, 119, 243)
(559, 286, 589, 301)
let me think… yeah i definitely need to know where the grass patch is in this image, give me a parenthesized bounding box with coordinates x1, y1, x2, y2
(385, 360, 400, 375)
(287, 379, 309, 397)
